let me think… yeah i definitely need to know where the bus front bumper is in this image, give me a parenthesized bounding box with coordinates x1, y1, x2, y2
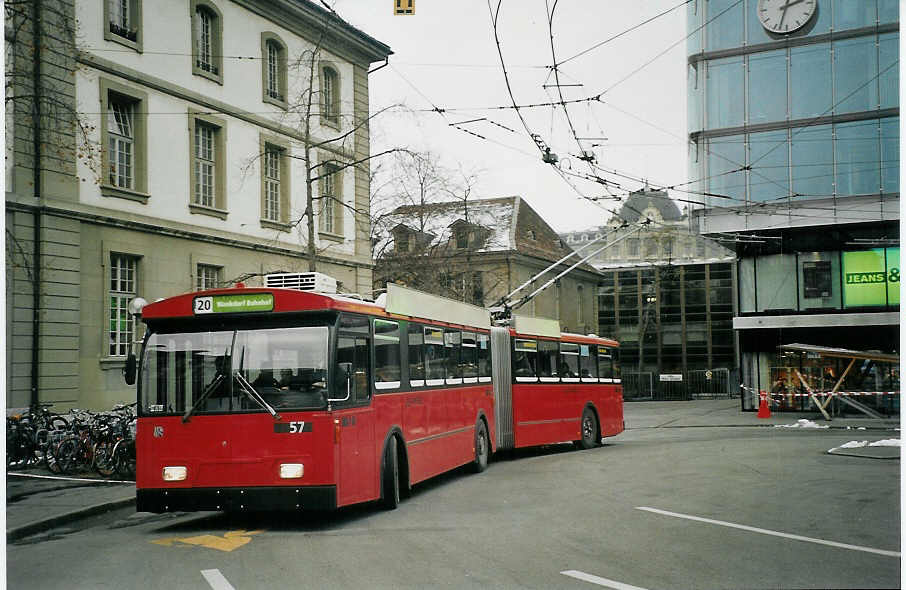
(137, 485, 337, 513)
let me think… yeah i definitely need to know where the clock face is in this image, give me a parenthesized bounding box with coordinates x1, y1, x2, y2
(757, 0, 817, 34)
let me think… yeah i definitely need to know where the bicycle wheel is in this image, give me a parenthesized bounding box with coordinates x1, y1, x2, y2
(94, 440, 116, 477)
(113, 439, 136, 479)
(53, 437, 80, 475)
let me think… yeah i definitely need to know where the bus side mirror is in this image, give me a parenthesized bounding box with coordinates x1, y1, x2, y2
(328, 362, 352, 402)
(124, 353, 137, 385)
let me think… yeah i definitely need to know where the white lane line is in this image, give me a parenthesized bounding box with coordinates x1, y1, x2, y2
(637, 507, 900, 558)
(201, 569, 236, 590)
(561, 570, 650, 590)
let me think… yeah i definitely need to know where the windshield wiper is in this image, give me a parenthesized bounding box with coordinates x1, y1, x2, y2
(234, 371, 281, 420)
(183, 373, 225, 423)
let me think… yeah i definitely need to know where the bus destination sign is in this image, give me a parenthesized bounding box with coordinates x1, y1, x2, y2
(194, 293, 275, 315)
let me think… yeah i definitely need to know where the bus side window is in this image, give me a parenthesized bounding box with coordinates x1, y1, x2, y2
(462, 332, 478, 381)
(424, 327, 445, 384)
(445, 330, 462, 383)
(612, 348, 621, 380)
(513, 339, 537, 381)
(408, 323, 425, 386)
(336, 336, 370, 403)
(538, 340, 559, 380)
(598, 346, 613, 380)
(374, 319, 401, 390)
(579, 344, 598, 380)
(559, 342, 579, 379)
(477, 333, 491, 382)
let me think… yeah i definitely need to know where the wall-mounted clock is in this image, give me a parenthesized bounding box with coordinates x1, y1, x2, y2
(757, 0, 817, 34)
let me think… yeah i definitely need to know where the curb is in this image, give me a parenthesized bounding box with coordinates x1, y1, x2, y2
(7, 496, 135, 542)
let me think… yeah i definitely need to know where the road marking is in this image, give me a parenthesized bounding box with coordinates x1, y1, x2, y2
(152, 529, 263, 552)
(201, 569, 235, 590)
(560, 570, 650, 590)
(637, 507, 900, 558)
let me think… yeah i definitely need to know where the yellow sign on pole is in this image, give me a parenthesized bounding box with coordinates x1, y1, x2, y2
(394, 0, 414, 14)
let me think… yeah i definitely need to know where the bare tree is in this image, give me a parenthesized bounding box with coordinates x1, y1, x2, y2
(371, 150, 507, 305)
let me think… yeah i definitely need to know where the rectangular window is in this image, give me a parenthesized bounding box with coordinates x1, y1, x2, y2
(538, 340, 559, 381)
(408, 323, 425, 386)
(196, 264, 221, 290)
(559, 342, 580, 381)
(109, 254, 137, 357)
(706, 56, 744, 130)
(263, 145, 281, 221)
(374, 319, 401, 390)
(424, 327, 445, 384)
(835, 120, 881, 196)
(320, 164, 341, 234)
(108, 97, 134, 189)
(109, 0, 135, 40)
(579, 344, 598, 381)
(477, 333, 491, 382)
(194, 122, 215, 207)
(513, 338, 537, 382)
(802, 260, 832, 298)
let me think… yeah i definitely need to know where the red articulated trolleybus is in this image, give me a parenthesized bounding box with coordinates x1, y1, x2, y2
(127, 274, 623, 513)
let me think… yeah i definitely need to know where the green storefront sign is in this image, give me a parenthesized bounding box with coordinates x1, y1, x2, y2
(842, 248, 899, 308)
(193, 293, 275, 314)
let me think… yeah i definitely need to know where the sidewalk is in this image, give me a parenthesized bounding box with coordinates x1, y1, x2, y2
(6, 468, 134, 542)
(5, 399, 899, 541)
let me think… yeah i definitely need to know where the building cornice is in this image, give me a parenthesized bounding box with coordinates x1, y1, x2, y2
(5, 198, 374, 270)
(232, 0, 392, 66)
(734, 312, 899, 330)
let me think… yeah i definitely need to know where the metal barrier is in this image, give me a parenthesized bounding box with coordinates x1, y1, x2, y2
(688, 368, 735, 399)
(622, 372, 654, 400)
(625, 369, 739, 401)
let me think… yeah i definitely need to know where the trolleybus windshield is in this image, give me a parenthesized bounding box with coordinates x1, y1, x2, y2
(140, 326, 330, 416)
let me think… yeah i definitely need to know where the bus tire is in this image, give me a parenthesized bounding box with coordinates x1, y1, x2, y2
(472, 419, 489, 473)
(579, 407, 599, 450)
(380, 436, 400, 510)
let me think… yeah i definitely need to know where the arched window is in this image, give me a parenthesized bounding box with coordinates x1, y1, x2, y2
(191, 1, 223, 83)
(321, 65, 340, 125)
(261, 34, 287, 108)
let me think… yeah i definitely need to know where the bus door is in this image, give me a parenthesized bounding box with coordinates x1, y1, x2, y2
(334, 335, 375, 506)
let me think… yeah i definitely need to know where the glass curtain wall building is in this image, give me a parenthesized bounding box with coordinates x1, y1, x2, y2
(687, 0, 899, 411)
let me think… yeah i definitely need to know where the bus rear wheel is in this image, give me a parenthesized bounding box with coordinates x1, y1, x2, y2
(578, 407, 599, 450)
(380, 436, 400, 510)
(472, 420, 489, 473)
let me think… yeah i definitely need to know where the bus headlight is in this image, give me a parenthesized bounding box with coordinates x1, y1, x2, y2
(279, 463, 304, 479)
(162, 466, 187, 481)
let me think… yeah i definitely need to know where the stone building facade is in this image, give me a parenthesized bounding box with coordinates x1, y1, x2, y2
(5, 0, 391, 410)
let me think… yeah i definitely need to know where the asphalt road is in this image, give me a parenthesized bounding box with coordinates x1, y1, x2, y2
(7, 424, 900, 589)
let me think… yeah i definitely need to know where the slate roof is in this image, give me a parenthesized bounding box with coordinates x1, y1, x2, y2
(380, 196, 597, 273)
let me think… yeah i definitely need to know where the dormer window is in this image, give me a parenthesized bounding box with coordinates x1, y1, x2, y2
(455, 229, 469, 249)
(397, 233, 410, 252)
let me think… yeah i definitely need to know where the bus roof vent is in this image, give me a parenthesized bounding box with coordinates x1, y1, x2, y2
(265, 272, 338, 294)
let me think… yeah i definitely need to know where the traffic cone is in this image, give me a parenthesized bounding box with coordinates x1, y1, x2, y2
(757, 390, 771, 418)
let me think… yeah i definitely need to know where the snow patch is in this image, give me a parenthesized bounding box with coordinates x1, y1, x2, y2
(774, 419, 829, 429)
(828, 438, 900, 453)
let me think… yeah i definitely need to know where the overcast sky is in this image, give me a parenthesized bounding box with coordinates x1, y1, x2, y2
(335, 1, 688, 232)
